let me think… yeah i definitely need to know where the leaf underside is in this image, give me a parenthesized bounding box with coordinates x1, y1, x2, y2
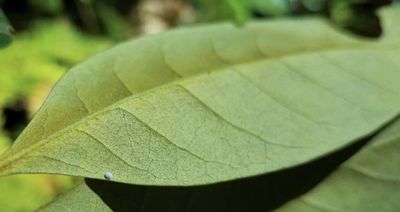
(0, 5, 399, 190)
(32, 5, 400, 212)
(39, 115, 400, 212)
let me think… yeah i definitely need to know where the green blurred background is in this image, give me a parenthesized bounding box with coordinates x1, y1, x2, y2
(0, 0, 398, 211)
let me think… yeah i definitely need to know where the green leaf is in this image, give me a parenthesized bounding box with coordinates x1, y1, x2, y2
(193, 0, 250, 23)
(39, 180, 111, 212)
(277, 117, 400, 211)
(1, 6, 400, 187)
(251, 0, 291, 16)
(30, 0, 64, 14)
(224, 0, 250, 24)
(40, 119, 394, 212)
(0, 10, 12, 48)
(302, 0, 326, 12)
(329, 0, 383, 38)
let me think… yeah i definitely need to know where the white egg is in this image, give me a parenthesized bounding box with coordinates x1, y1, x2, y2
(104, 172, 113, 180)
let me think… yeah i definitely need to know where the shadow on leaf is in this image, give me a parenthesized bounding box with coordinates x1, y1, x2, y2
(84, 133, 373, 212)
(40, 114, 400, 211)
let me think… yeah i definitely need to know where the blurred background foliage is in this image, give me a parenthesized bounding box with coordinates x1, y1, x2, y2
(0, 131, 74, 211)
(0, 0, 398, 211)
(0, 9, 12, 47)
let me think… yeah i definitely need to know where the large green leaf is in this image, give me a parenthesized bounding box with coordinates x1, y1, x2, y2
(39, 118, 394, 212)
(277, 118, 400, 211)
(1, 6, 400, 187)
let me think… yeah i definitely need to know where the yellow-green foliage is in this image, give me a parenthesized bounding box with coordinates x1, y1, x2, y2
(0, 129, 48, 211)
(0, 20, 110, 107)
(1, 129, 75, 211)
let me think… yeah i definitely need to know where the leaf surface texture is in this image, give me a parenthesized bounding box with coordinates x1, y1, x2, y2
(0, 6, 400, 186)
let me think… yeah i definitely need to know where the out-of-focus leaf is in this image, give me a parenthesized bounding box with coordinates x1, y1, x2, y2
(224, 0, 250, 24)
(329, 0, 392, 37)
(192, 0, 251, 23)
(0, 10, 12, 48)
(251, 0, 291, 16)
(0, 6, 399, 187)
(30, 0, 64, 14)
(277, 117, 400, 211)
(330, 1, 355, 26)
(302, 0, 326, 12)
(381, 3, 400, 42)
(95, 2, 131, 40)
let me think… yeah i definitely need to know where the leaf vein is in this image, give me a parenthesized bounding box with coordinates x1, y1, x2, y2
(111, 58, 132, 94)
(319, 54, 400, 96)
(115, 107, 236, 169)
(39, 155, 94, 174)
(233, 69, 335, 128)
(344, 164, 400, 183)
(76, 129, 158, 178)
(160, 38, 183, 77)
(278, 60, 364, 110)
(177, 84, 305, 149)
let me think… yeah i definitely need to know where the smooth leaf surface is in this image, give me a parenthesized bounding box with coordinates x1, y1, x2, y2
(277, 118, 400, 212)
(1, 6, 400, 186)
